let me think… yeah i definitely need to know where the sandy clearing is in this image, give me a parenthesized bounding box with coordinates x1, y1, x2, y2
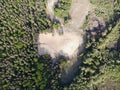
(38, 31, 83, 58)
(38, 0, 92, 83)
(38, 0, 91, 60)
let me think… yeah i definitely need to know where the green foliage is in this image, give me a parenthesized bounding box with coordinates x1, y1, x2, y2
(54, 0, 72, 21)
(114, 0, 120, 15)
(90, 0, 114, 21)
(0, 0, 120, 90)
(64, 0, 120, 89)
(53, 22, 59, 29)
(59, 60, 70, 74)
(98, 22, 120, 49)
(0, 0, 59, 90)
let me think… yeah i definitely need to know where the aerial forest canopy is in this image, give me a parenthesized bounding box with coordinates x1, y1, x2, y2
(0, 0, 120, 90)
(0, 0, 58, 89)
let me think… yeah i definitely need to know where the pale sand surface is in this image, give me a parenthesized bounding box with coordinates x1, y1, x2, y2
(38, 0, 92, 83)
(38, 0, 91, 59)
(38, 31, 82, 58)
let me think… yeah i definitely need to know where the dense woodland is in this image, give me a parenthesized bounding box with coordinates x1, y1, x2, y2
(0, 0, 120, 90)
(0, 0, 58, 89)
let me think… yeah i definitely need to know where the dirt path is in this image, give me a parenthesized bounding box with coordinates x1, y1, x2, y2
(46, 0, 58, 20)
(66, 0, 91, 30)
(38, 0, 92, 83)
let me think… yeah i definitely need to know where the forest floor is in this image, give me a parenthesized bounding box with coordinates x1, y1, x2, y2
(38, 0, 92, 83)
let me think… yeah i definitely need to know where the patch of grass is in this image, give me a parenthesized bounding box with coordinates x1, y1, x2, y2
(90, 0, 114, 21)
(54, 0, 72, 21)
(90, 66, 120, 90)
(53, 22, 59, 29)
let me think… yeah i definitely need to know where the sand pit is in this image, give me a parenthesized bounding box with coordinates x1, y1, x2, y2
(38, 31, 83, 59)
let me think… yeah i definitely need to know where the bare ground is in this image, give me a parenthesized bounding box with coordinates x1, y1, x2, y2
(38, 0, 92, 83)
(38, 0, 91, 59)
